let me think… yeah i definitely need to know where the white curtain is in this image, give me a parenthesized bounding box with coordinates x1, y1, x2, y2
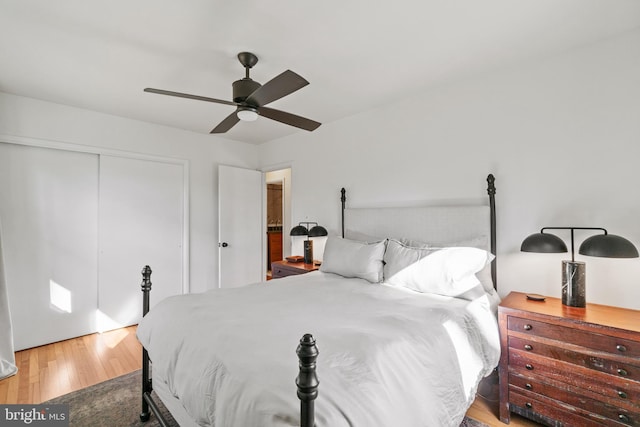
(0, 220, 17, 379)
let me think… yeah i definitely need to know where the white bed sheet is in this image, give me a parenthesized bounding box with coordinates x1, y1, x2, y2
(137, 271, 500, 427)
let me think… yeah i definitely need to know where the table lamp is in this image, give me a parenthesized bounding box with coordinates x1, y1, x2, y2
(290, 222, 328, 264)
(521, 227, 638, 307)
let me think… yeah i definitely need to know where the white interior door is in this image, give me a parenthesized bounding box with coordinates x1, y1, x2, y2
(218, 165, 263, 288)
(98, 155, 185, 330)
(0, 143, 99, 350)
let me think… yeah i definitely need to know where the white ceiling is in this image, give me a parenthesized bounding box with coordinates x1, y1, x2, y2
(2, 1, 640, 144)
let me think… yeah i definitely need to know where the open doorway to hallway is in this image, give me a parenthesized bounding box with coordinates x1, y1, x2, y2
(265, 168, 291, 279)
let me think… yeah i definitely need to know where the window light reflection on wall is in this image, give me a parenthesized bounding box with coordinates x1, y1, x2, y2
(49, 279, 72, 313)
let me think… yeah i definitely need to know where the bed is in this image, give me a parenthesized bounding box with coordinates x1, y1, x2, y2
(136, 174, 500, 427)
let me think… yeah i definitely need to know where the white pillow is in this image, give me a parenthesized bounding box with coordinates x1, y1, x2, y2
(385, 246, 495, 296)
(383, 239, 436, 280)
(320, 237, 386, 283)
(398, 236, 495, 293)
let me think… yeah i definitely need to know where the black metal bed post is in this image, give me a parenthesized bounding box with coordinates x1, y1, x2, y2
(140, 265, 152, 422)
(487, 174, 497, 289)
(340, 188, 346, 238)
(296, 334, 319, 427)
(139, 265, 171, 427)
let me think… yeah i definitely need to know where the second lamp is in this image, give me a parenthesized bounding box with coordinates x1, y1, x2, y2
(290, 222, 328, 264)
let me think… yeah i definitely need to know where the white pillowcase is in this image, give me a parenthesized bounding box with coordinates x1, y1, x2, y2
(320, 237, 386, 283)
(383, 239, 436, 280)
(397, 236, 495, 293)
(385, 246, 495, 297)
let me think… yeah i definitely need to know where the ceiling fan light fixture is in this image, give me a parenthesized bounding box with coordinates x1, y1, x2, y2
(237, 107, 259, 122)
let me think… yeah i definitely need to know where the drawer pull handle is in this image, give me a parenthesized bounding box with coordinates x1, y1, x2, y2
(618, 391, 628, 399)
(525, 402, 532, 409)
(617, 344, 627, 352)
(523, 324, 532, 331)
(525, 364, 534, 371)
(618, 414, 630, 423)
(617, 368, 628, 377)
(524, 344, 533, 351)
(525, 383, 532, 390)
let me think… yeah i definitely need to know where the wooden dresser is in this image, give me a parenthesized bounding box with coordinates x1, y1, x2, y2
(498, 291, 640, 426)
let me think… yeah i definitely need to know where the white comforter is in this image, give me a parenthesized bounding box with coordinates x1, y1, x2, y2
(136, 271, 500, 427)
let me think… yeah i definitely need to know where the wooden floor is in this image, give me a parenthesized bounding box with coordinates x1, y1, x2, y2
(0, 326, 541, 426)
(468, 371, 541, 426)
(0, 326, 141, 405)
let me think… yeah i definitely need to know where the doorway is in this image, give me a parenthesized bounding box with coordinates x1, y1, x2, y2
(266, 182, 283, 270)
(265, 168, 291, 279)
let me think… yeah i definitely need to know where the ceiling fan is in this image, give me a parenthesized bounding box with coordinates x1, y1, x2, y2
(144, 52, 321, 134)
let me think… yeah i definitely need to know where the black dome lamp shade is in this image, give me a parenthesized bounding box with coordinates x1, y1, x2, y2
(521, 233, 568, 254)
(308, 225, 328, 237)
(290, 225, 309, 236)
(579, 233, 639, 258)
(521, 227, 638, 307)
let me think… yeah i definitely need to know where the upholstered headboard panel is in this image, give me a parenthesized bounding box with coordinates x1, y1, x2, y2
(344, 205, 491, 251)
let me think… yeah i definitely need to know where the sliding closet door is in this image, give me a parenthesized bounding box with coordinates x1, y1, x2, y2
(98, 155, 184, 330)
(0, 143, 99, 350)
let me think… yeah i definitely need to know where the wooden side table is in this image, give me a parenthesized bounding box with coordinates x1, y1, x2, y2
(498, 291, 640, 426)
(271, 260, 319, 279)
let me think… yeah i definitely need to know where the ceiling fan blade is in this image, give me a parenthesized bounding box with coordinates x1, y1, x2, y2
(144, 88, 238, 106)
(245, 70, 309, 107)
(210, 111, 240, 133)
(259, 106, 321, 131)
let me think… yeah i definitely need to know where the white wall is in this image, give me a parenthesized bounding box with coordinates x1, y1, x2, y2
(0, 92, 259, 293)
(259, 29, 640, 310)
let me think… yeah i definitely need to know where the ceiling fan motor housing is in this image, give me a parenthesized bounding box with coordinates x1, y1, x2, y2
(233, 78, 261, 104)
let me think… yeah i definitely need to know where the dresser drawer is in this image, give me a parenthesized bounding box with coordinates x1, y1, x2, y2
(509, 335, 640, 382)
(509, 349, 640, 402)
(272, 265, 305, 278)
(508, 316, 640, 358)
(509, 369, 640, 412)
(509, 372, 640, 425)
(271, 261, 318, 279)
(509, 361, 640, 413)
(509, 390, 605, 427)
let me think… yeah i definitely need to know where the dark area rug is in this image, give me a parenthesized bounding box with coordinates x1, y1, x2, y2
(43, 370, 177, 427)
(44, 370, 489, 426)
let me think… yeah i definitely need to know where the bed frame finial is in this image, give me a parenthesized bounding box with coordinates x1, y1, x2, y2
(296, 334, 319, 427)
(141, 265, 152, 292)
(487, 174, 496, 196)
(141, 265, 152, 317)
(341, 188, 346, 238)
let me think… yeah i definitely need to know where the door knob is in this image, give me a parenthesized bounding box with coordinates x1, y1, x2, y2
(220, 242, 229, 248)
